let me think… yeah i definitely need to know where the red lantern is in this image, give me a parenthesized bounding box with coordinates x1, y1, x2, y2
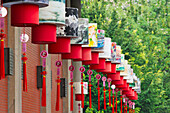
(122, 87, 133, 96)
(112, 76, 124, 85)
(122, 83, 130, 91)
(116, 80, 128, 89)
(107, 71, 121, 81)
(82, 52, 99, 65)
(62, 44, 82, 59)
(90, 58, 106, 70)
(3, 1, 48, 27)
(109, 63, 117, 73)
(48, 36, 71, 54)
(74, 47, 92, 61)
(96, 61, 111, 73)
(11, 4, 39, 27)
(32, 24, 57, 44)
(127, 91, 138, 100)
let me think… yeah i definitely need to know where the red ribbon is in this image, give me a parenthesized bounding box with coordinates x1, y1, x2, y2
(112, 96, 114, 113)
(22, 53, 27, 92)
(108, 88, 111, 107)
(124, 104, 125, 113)
(120, 96, 122, 113)
(132, 109, 135, 113)
(41, 71, 46, 107)
(89, 82, 92, 109)
(116, 93, 117, 113)
(97, 87, 100, 110)
(129, 108, 131, 113)
(0, 30, 6, 80)
(81, 81, 84, 108)
(56, 77, 61, 111)
(70, 81, 73, 111)
(103, 87, 106, 110)
(126, 105, 127, 113)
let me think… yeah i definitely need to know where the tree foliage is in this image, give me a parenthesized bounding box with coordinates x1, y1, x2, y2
(81, 0, 170, 113)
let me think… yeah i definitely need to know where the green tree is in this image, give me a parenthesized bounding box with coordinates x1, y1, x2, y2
(81, 0, 170, 113)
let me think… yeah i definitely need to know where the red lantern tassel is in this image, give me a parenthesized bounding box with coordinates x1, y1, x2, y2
(81, 81, 84, 108)
(116, 94, 117, 113)
(56, 77, 61, 111)
(112, 96, 114, 113)
(120, 96, 122, 113)
(123, 104, 125, 113)
(23, 61, 27, 91)
(41, 72, 46, 107)
(126, 105, 127, 113)
(108, 88, 111, 107)
(89, 82, 92, 109)
(130, 108, 132, 113)
(70, 81, 73, 111)
(103, 87, 106, 110)
(97, 87, 100, 110)
(22, 53, 28, 92)
(0, 38, 5, 79)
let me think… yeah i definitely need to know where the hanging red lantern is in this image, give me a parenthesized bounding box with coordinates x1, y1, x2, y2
(90, 58, 106, 70)
(61, 7, 83, 59)
(116, 79, 128, 89)
(32, 24, 57, 44)
(62, 44, 82, 59)
(48, 36, 71, 54)
(3, 0, 48, 27)
(122, 83, 130, 91)
(122, 87, 133, 96)
(82, 52, 99, 65)
(74, 47, 92, 61)
(127, 91, 138, 100)
(107, 71, 121, 81)
(96, 61, 111, 72)
(109, 63, 117, 73)
(112, 76, 124, 85)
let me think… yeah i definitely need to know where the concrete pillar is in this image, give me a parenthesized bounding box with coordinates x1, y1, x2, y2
(7, 8, 22, 113)
(62, 59, 71, 113)
(73, 61, 83, 113)
(46, 45, 52, 113)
